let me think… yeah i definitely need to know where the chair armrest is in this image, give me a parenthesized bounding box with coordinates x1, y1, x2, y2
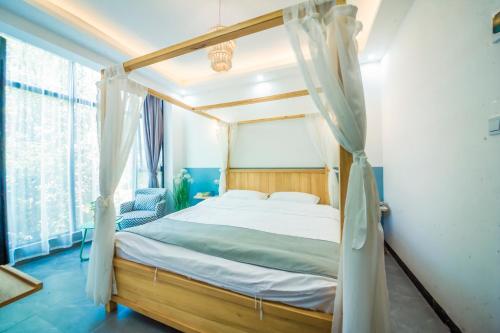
(120, 200, 135, 214)
(155, 200, 167, 218)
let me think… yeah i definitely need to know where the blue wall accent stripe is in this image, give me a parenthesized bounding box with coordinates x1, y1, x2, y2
(184, 166, 384, 205)
(373, 167, 384, 201)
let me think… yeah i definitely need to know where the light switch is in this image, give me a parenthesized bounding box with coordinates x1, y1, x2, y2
(489, 115, 500, 135)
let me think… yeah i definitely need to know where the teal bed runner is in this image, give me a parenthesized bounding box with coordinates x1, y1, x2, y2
(124, 218, 339, 278)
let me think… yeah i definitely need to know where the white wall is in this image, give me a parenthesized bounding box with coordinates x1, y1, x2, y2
(362, 63, 383, 167)
(381, 1, 500, 332)
(177, 63, 384, 169)
(182, 110, 219, 168)
(231, 118, 322, 168)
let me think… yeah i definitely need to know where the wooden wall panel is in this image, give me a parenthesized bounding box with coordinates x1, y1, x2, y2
(227, 168, 329, 205)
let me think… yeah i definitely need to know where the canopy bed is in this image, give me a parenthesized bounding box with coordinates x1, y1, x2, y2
(86, 1, 390, 333)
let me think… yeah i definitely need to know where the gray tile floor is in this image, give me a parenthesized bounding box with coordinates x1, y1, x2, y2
(0, 245, 449, 333)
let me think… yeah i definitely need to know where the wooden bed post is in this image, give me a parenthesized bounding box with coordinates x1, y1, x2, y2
(105, 300, 117, 313)
(336, 0, 349, 236)
(226, 124, 231, 190)
(338, 146, 352, 235)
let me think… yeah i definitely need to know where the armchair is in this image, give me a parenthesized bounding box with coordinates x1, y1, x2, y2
(119, 188, 167, 229)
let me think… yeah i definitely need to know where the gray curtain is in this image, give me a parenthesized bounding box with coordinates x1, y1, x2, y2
(143, 94, 164, 188)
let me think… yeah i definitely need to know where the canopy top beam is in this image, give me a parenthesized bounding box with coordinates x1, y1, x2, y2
(123, 10, 283, 72)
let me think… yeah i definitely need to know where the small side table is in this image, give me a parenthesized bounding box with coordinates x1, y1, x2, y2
(79, 216, 123, 262)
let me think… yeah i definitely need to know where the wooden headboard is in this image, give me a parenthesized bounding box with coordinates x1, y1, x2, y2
(227, 168, 330, 205)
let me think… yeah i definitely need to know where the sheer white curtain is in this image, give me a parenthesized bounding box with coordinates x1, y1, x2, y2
(285, 2, 390, 333)
(4, 34, 101, 264)
(86, 65, 147, 305)
(215, 122, 238, 195)
(5, 41, 72, 263)
(304, 113, 340, 207)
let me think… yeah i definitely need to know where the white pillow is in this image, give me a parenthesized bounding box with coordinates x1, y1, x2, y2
(222, 190, 268, 200)
(268, 192, 320, 204)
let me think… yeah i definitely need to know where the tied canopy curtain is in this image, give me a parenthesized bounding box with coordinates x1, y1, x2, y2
(86, 65, 147, 305)
(284, 2, 390, 333)
(143, 94, 164, 188)
(215, 122, 238, 195)
(304, 113, 340, 208)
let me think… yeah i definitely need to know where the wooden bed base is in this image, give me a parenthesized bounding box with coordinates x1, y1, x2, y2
(109, 257, 332, 333)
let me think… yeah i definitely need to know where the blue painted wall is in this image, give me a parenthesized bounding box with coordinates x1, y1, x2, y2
(185, 168, 220, 206)
(184, 167, 384, 206)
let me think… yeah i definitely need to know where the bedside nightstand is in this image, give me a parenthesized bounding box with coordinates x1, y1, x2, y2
(379, 202, 390, 215)
(193, 192, 214, 200)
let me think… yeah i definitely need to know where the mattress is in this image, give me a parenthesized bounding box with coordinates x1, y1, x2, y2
(115, 197, 340, 312)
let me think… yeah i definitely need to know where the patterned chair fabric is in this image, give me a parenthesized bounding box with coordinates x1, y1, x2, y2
(134, 193, 162, 211)
(119, 188, 167, 229)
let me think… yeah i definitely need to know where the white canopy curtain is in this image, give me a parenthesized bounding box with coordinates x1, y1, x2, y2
(304, 113, 340, 208)
(215, 121, 238, 195)
(86, 65, 147, 305)
(284, 2, 390, 333)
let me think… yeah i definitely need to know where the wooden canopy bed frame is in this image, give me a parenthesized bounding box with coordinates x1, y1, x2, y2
(106, 1, 353, 332)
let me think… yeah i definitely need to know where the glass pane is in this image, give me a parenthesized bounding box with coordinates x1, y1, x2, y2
(5, 87, 42, 247)
(40, 97, 71, 237)
(3, 32, 142, 263)
(74, 103, 99, 229)
(5, 89, 71, 246)
(136, 118, 151, 189)
(74, 63, 98, 102)
(5, 36, 69, 95)
(73, 63, 99, 229)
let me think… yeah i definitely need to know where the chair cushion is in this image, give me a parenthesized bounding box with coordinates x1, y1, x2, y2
(119, 210, 157, 229)
(133, 194, 162, 211)
(121, 211, 156, 219)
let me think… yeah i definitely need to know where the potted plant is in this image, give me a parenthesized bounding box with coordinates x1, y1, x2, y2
(173, 169, 193, 211)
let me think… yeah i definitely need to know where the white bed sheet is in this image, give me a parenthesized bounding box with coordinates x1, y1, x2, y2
(115, 197, 340, 312)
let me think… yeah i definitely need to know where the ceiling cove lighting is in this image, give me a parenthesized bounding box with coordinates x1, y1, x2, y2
(207, 0, 236, 72)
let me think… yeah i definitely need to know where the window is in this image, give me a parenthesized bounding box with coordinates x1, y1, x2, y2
(2, 34, 141, 263)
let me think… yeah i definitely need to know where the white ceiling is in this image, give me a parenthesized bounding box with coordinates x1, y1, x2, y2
(0, 0, 413, 108)
(37, 0, 302, 86)
(1, 0, 385, 87)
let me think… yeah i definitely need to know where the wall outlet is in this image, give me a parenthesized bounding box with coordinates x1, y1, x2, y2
(488, 115, 500, 135)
